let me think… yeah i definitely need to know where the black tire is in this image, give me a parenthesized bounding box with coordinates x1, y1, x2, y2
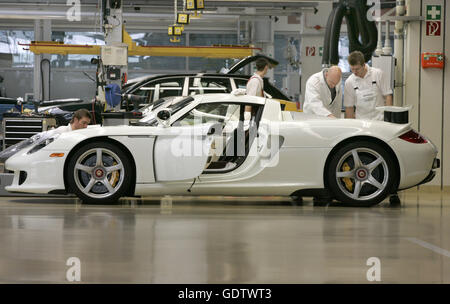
(326, 141, 398, 207)
(66, 141, 133, 204)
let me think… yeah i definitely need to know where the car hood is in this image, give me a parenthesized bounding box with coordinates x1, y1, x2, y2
(225, 54, 279, 74)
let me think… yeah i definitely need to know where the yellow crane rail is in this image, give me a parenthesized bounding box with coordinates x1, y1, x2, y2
(19, 30, 260, 59)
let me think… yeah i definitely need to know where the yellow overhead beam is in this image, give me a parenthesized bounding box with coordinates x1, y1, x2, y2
(20, 30, 260, 59)
(23, 41, 101, 56)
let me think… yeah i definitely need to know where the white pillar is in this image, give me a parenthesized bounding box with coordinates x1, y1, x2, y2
(393, 1, 405, 107)
(33, 20, 42, 101)
(42, 19, 51, 101)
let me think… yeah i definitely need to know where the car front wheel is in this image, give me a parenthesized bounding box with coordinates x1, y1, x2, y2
(326, 141, 398, 207)
(66, 141, 133, 204)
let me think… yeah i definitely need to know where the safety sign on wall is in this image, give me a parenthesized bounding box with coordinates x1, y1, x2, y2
(306, 47, 316, 56)
(426, 5, 441, 36)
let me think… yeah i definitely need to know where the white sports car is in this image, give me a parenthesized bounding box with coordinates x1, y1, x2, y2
(5, 93, 439, 206)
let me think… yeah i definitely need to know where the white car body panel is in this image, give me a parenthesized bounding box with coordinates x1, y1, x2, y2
(4, 93, 438, 200)
(153, 126, 214, 181)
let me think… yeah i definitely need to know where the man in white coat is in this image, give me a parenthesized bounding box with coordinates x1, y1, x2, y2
(344, 51, 393, 120)
(303, 66, 343, 118)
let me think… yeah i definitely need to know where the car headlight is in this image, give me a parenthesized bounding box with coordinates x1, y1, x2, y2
(27, 134, 60, 154)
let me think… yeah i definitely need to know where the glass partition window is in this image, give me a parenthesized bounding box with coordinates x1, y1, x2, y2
(50, 31, 104, 68)
(273, 34, 300, 95)
(188, 33, 237, 72)
(128, 32, 186, 70)
(0, 30, 34, 67)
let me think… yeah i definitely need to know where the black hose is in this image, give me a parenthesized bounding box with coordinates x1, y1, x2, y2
(345, 1, 378, 60)
(322, 0, 378, 64)
(40, 58, 51, 101)
(329, 4, 346, 64)
(346, 11, 361, 51)
(322, 6, 335, 65)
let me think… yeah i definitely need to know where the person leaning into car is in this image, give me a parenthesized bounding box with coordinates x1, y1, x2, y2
(344, 51, 393, 120)
(54, 109, 92, 134)
(303, 65, 342, 118)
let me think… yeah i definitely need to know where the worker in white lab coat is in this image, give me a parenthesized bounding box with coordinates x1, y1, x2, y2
(53, 108, 92, 134)
(344, 51, 393, 120)
(303, 65, 343, 118)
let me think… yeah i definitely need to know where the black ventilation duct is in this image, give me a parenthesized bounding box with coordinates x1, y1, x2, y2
(322, 0, 378, 65)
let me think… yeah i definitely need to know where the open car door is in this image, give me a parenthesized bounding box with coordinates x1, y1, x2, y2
(153, 123, 221, 181)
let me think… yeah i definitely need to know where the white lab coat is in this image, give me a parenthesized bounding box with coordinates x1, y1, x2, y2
(344, 65, 393, 120)
(304, 70, 342, 118)
(54, 123, 74, 134)
(43, 123, 74, 138)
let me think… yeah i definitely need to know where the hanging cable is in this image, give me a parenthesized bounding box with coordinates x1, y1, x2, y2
(322, 0, 378, 65)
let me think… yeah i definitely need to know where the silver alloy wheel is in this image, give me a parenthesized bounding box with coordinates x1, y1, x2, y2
(335, 148, 389, 201)
(73, 148, 125, 199)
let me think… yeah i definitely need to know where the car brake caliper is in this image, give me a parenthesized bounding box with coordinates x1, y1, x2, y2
(342, 162, 353, 191)
(108, 161, 120, 187)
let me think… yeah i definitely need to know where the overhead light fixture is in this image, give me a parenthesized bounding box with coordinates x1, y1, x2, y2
(177, 13, 190, 24)
(168, 25, 183, 36)
(168, 24, 183, 42)
(186, 0, 205, 11)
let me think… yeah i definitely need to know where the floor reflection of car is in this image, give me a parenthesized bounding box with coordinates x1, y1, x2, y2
(5, 93, 439, 207)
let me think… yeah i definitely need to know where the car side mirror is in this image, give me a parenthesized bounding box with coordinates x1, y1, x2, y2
(156, 108, 171, 127)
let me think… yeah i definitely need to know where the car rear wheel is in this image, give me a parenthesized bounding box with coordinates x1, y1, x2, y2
(326, 141, 398, 207)
(67, 141, 132, 204)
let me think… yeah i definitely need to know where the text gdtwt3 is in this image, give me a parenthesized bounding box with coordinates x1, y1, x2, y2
(178, 288, 272, 301)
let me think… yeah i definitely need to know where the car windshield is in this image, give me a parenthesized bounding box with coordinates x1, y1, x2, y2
(138, 96, 195, 126)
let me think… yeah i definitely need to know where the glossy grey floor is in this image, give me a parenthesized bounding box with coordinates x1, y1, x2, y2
(0, 189, 449, 283)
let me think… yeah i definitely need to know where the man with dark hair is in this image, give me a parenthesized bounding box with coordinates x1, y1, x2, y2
(71, 109, 92, 129)
(55, 108, 92, 133)
(246, 58, 270, 97)
(344, 50, 393, 120)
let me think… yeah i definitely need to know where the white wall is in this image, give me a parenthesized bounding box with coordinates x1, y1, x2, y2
(299, 2, 332, 105)
(404, 0, 447, 187)
(443, 0, 450, 188)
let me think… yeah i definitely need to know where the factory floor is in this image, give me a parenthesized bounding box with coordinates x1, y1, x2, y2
(0, 188, 449, 284)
